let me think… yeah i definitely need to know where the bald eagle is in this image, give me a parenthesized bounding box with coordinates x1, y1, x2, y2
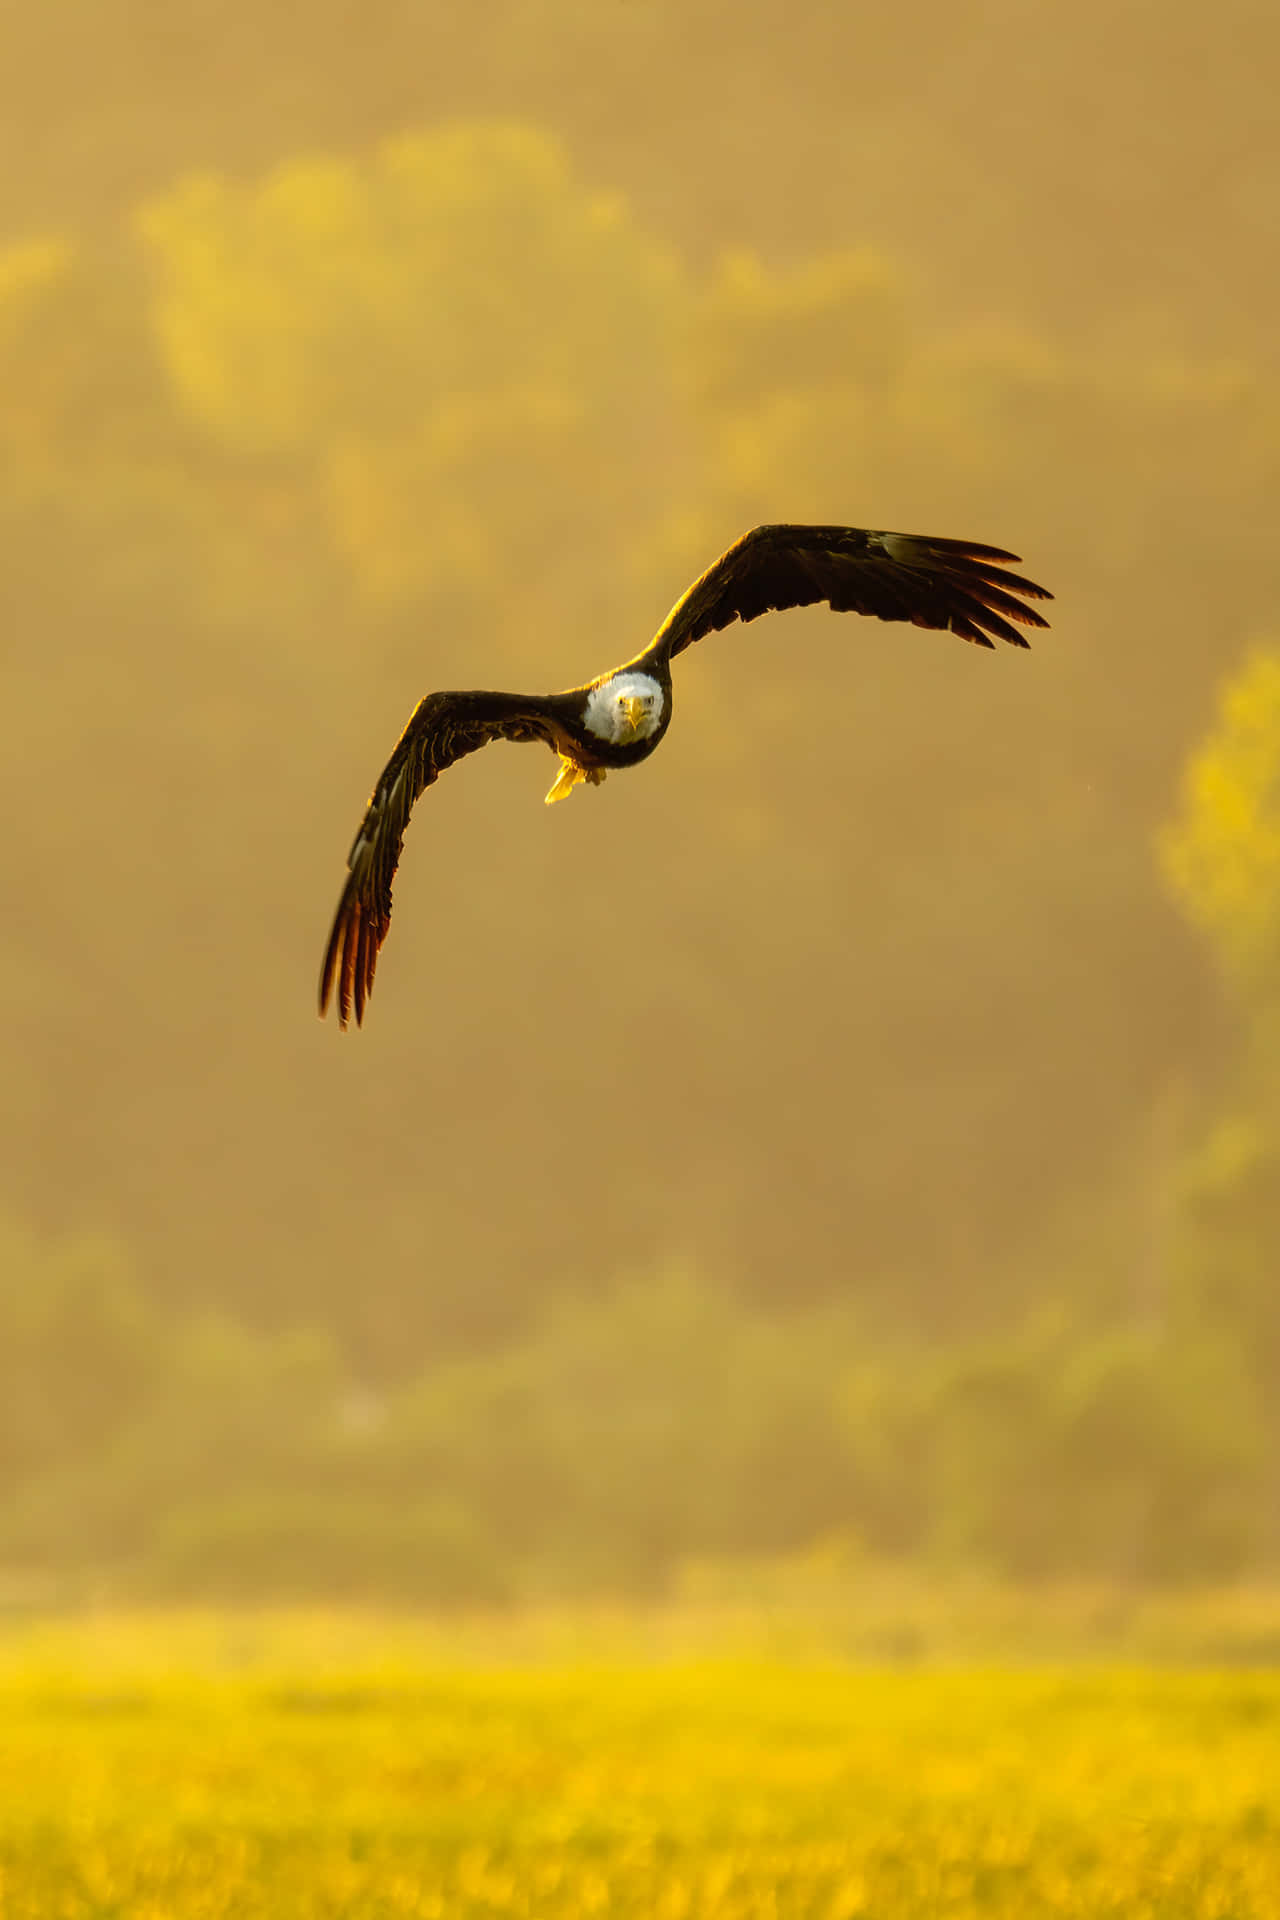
(320, 522, 1051, 1028)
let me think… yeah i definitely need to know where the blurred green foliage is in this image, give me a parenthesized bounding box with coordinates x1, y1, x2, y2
(0, 1231, 1269, 1599)
(138, 126, 684, 620)
(1159, 643, 1280, 1507)
(1163, 646, 1280, 1002)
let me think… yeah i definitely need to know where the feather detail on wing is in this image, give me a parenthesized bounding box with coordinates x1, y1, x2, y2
(653, 524, 1053, 659)
(319, 690, 558, 1029)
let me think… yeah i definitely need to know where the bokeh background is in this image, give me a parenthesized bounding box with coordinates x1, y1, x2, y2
(3, 0, 1279, 1605)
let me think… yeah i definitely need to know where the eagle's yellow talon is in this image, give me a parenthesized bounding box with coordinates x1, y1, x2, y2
(545, 758, 606, 805)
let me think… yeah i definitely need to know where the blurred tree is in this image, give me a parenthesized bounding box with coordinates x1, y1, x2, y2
(137, 123, 686, 641)
(0, 1213, 159, 1495)
(1158, 645, 1280, 1536)
(1161, 645, 1280, 1002)
(1035, 1325, 1263, 1580)
(1174, 1115, 1280, 1425)
(0, 1244, 1268, 1597)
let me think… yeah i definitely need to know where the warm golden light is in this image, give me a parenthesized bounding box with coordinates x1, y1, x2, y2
(0, 0, 1276, 1649)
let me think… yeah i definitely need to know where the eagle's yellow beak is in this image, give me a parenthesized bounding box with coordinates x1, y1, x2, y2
(620, 695, 646, 738)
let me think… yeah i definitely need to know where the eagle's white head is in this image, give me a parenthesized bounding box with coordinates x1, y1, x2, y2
(583, 671, 665, 745)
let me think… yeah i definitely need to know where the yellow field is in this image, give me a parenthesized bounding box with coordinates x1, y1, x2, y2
(0, 1615, 1277, 1917)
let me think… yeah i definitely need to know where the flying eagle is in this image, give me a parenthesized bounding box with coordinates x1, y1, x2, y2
(320, 522, 1052, 1028)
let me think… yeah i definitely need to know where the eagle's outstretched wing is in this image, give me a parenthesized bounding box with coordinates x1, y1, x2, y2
(653, 524, 1052, 660)
(320, 690, 558, 1028)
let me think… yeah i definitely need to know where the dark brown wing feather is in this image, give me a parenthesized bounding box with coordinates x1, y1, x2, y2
(652, 524, 1052, 660)
(319, 689, 559, 1029)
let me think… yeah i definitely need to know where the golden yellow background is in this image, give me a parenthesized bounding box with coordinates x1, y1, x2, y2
(1, 0, 1277, 1601)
